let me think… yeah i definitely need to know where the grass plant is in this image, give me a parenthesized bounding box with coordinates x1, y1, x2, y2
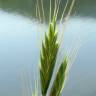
(29, 0, 76, 96)
(37, 0, 75, 96)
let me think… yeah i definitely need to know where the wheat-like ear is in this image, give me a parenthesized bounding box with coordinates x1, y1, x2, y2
(39, 0, 76, 95)
(50, 57, 68, 96)
(40, 16, 59, 96)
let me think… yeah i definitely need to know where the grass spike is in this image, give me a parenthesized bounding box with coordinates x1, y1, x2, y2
(50, 57, 68, 96)
(40, 16, 59, 96)
(39, 0, 75, 96)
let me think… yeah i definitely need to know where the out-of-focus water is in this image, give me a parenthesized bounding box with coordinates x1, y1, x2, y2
(0, 0, 96, 96)
(0, 10, 46, 96)
(0, 10, 96, 96)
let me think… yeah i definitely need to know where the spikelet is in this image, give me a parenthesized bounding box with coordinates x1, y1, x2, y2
(50, 57, 68, 96)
